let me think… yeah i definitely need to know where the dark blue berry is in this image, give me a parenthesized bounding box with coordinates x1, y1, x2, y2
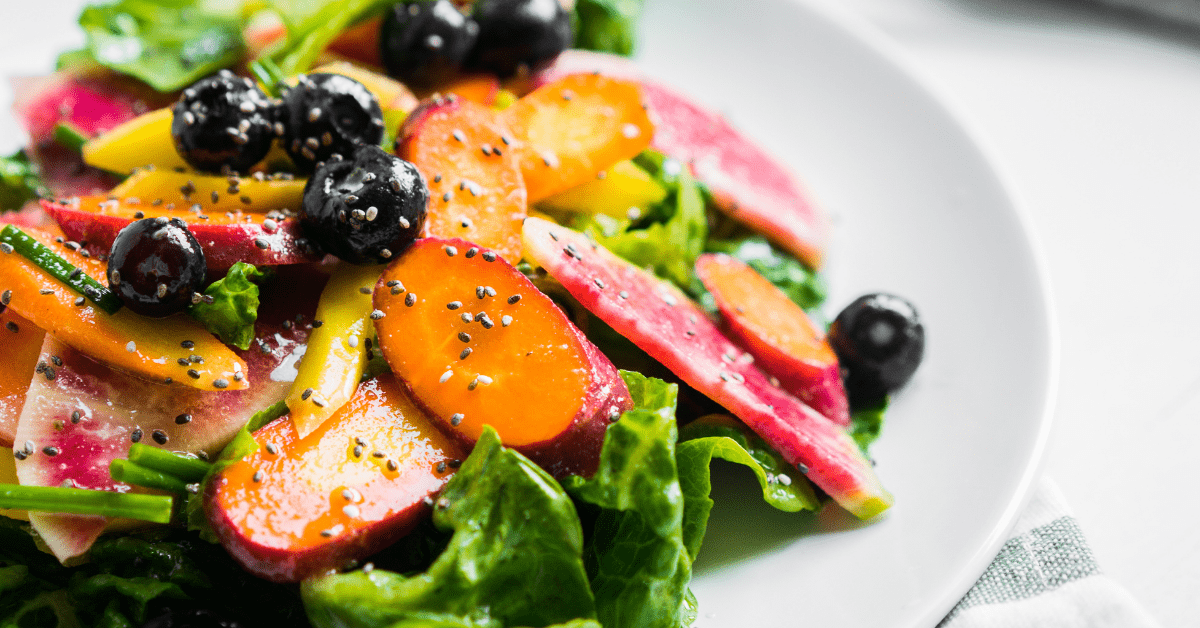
(280, 73, 385, 173)
(171, 71, 275, 174)
(466, 0, 572, 78)
(828, 293, 924, 407)
(381, 0, 479, 88)
(301, 145, 427, 264)
(107, 217, 206, 318)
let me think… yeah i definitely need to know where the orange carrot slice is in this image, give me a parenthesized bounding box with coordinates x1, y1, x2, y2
(208, 374, 463, 582)
(0, 226, 247, 391)
(0, 309, 44, 447)
(396, 97, 527, 262)
(501, 73, 654, 202)
(695, 253, 849, 426)
(372, 237, 629, 477)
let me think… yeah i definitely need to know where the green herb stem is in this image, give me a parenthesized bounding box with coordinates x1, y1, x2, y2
(110, 459, 192, 495)
(0, 484, 173, 523)
(248, 58, 286, 98)
(0, 224, 123, 314)
(127, 444, 211, 483)
(52, 122, 89, 154)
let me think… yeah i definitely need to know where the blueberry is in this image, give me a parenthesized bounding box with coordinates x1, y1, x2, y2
(465, 0, 572, 78)
(828, 293, 925, 407)
(107, 218, 207, 318)
(301, 145, 427, 264)
(381, 0, 479, 88)
(171, 71, 276, 174)
(279, 73, 386, 173)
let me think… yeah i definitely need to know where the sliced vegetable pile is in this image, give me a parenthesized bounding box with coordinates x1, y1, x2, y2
(0, 1, 926, 626)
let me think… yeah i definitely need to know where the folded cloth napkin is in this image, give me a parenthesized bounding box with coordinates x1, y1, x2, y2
(939, 478, 1161, 628)
(1085, 0, 1200, 28)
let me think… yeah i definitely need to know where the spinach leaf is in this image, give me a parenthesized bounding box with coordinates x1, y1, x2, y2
(187, 262, 265, 350)
(849, 397, 888, 453)
(78, 0, 245, 93)
(0, 150, 46, 212)
(572, 151, 707, 288)
(677, 415, 820, 558)
(302, 427, 596, 628)
(1, 520, 305, 627)
(573, 0, 643, 56)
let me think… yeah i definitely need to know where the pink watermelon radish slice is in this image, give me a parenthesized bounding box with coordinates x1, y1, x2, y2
(695, 253, 850, 426)
(522, 217, 890, 519)
(42, 198, 323, 275)
(10, 71, 165, 145)
(532, 51, 830, 269)
(12, 268, 324, 561)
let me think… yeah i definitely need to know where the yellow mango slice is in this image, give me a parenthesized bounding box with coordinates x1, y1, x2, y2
(82, 108, 189, 174)
(537, 160, 668, 217)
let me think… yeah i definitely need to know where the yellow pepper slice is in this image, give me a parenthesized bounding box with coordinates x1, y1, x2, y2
(82, 108, 189, 175)
(537, 160, 668, 217)
(286, 263, 382, 438)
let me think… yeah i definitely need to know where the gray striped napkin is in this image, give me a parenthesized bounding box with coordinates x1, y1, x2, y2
(939, 478, 1161, 628)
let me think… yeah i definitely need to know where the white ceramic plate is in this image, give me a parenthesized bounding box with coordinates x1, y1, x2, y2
(634, 1, 1057, 626)
(0, 1, 1056, 627)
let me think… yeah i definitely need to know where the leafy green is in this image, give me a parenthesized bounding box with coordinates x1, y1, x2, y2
(0, 150, 46, 212)
(187, 262, 264, 350)
(571, 151, 707, 287)
(677, 416, 820, 558)
(573, 0, 643, 56)
(302, 428, 596, 628)
(849, 397, 888, 453)
(77, 0, 245, 93)
(694, 236, 827, 314)
(265, 0, 393, 76)
(1, 518, 305, 627)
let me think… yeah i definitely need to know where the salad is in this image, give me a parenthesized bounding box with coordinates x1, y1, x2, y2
(0, 0, 927, 626)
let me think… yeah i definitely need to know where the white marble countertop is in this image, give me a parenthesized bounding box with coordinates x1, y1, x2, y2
(817, 0, 1199, 625)
(1, 1, 1196, 625)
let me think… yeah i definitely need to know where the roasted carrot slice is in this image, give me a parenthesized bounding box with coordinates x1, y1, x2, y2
(372, 238, 629, 477)
(501, 73, 654, 202)
(208, 374, 464, 582)
(695, 253, 849, 426)
(396, 97, 527, 262)
(0, 226, 247, 391)
(413, 73, 501, 106)
(0, 309, 44, 448)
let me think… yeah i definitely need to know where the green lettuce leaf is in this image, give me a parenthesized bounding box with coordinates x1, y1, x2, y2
(187, 262, 264, 350)
(694, 236, 827, 314)
(562, 371, 689, 628)
(573, 0, 643, 56)
(266, 0, 393, 76)
(572, 151, 707, 288)
(302, 428, 596, 628)
(77, 0, 244, 93)
(677, 416, 820, 558)
(0, 150, 46, 212)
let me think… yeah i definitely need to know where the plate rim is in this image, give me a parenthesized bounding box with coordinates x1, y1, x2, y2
(782, 1, 1062, 624)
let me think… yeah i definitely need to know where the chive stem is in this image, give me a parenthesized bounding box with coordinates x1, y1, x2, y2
(248, 58, 286, 98)
(248, 399, 289, 432)
(127, 443, 211, 482)
(52, 122, 88, 154)
(0, 224, 123, 314)
(109, 459, 191, 494)
(0, 484, 173, 523)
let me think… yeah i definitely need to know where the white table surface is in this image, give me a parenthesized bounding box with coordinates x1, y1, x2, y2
(1, 1, 1195, 626)
(814, 1, 1199, 625)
